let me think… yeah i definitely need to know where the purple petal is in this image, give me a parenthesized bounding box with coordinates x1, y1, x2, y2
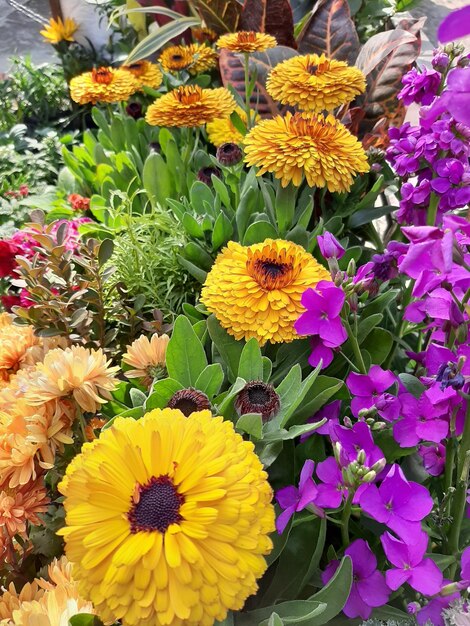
(461, 545, 470, 580)
(396, 482, 433, 522)
(356, 570, 390, 608)
(322, 559, 339, 585)
(385, 567, 411, 591)
(298, 479, 319, 510)
(276, 485, 299, 509)
(343, 585, 373, 620)
(381, 532, 409, 568)
(276, 505, 296, 534)
(393, 417, 419, 447)
(316, 457, 342, 485)
(316, 483, 343, 509)
(387, 516, 426, 544)
(345, 539, 376, 578)
(409, 558, 443, 595)
(299, 460, 315, 491)
(347, 371, 375, 396)
(308, 338, 333, 369)
(438, 5, 470, 42)
(359, 484, 389, 524)
(318, 316, 348, 346)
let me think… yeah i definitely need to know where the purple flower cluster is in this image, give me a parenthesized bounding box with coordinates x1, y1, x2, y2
(397, 66, 441, 106)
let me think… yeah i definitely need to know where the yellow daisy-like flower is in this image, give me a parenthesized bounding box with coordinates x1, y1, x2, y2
(40, 17, 78, 44)
(58, 408, 274, 626)
(216, 31, 277, 53)
(69, 67, 140, 105)
(266, 53, 366, 112)
(122, 60, 163, 89)
(24, 345, 119, 414)
(244, 111, 370, 190)
(122, 333, 169, 386)
(159, 46, 194, 72)
(11, 584, 94, 626)
(201, 238, 331, 345)
(206, 105, 259, 147)
(186, 44, 218, 75)
(146, 85, 236, 128)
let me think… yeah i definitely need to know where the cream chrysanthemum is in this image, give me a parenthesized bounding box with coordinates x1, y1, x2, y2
(40, 17, 77, 44)
(122, 60, 163, 89)
(11, 585, 94, 626)
(69, 67, 140, 105)
(0, 581, 45, 624)
(244, 111, 370, 190)
(122, 333, 169, 386)
(216, 31, 276, 53)
(146, 85, 236, 128)
(24, 346, 119, 414)
(201, 238, 331, 345)
(266, 53, 366, 112)
(206, 105, 259, 146)
(58, 408, 274, 626)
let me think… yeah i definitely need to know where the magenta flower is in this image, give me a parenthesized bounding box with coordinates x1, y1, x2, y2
(317, 232, 345, 260)
(381, 531, 443, 595)
(423, 68, 470, 128)
(414, 593, 460, 626)
(300, 400, 341, 441)
(398, 67, 441, 106)
(418, 443, 446, 476)
(346, 365, 400, 421)
(332, 421, 385, 469)
(393, 392, 449, 446)
(438, 5, 470, 43)
(275, 460, 324, 533)
(322, 539, 390, 619)
(296, 281, 347, 369)
(461, 545, 470, 583)
(359, 465, 433, 541)
(315, 457, 346, 508)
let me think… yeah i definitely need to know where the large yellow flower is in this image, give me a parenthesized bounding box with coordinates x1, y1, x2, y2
(186, 44, 218, 74)
(24, 346, 119, 414)
(216, 31, 276, 53)
(58, 408, 274, 626)
(122, 61, 163, 89)
(201, 239, 331, 345)
(40, 17, 78, 44)
(122, 333, 169, 386)
(266, 53, 366, 112)
(146, 85, 236, 128)
(244, 111, 370, 190)
(69, 67, 140, 105)
(206, 105, 259, 147)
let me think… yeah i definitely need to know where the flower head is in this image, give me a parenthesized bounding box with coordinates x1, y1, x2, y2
(58, 408, 274, 626)
(122, 60, 163, 89)
(0, 581, 44, 623)
(244, 112, 370, 190)
(146, 85, 236, 127)
(167, 388, 211, 416)
(197, 166, 221, 185)
(207, 105, 255, 147)
(25, 346, 119, 414)
(40, 17, 77, 44)
(12, 584, 95, 626)
(69, 67, 140, 105)
(216, 31, 276, 53)
(266, 53, 365, 112)
(398, 67, 441, 106)
(186, 43, 218, 74)
(346, 365, 400, 421)
(317, 232, 345, 260)
(67, 194, 90, 212)
(201, 239, 331, 345)
(122, 334, 169, 386)
(234, 381, 280, 422)
(418, 443, 446, 476)
(0, 476, 49, 537)
(216, 142, 244, 166)
(159, 46, 194, 72)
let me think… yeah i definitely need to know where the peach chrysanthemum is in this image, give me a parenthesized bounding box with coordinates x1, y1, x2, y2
(216, 31, 276, 53)
(0, 318, 39, 378)
(0, 411, 39, 488)
(0, 476, 49, 538)
(122, 60, 163, 89)
(69, 67, 140, 105)
(25, 398, 75, 467)
(206, 105, 259, 146)
(122, 333, 169, 386)
(146, 85, 236, 127)
(11, 584, 95, 626)
(244, 111, 370, 190)
(24, 345, 119, 414)
(201, 238, 331, 345)
(0, 581, 45, 624)
(266, 53, 366, 112)
(40, 17, 77, 44)
(37, 556, 76, 592)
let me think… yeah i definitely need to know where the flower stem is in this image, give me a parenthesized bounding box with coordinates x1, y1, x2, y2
(444, 438, 456, 515)
(243, 52, 252, 130)
(341, 493, 354, 547)
(343, 318, 367, 374)
(76, 405, 88, 444)
(426, 192, 440, 226)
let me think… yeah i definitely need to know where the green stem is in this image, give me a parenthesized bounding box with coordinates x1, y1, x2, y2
(383, 279, 413, 370)
(427, 192, 440, 226)
(243, 52, 251, 130)
(343, 318, 367, 374)
(76, 406, 88, 444)
(341, 493, 354, 547)
(444, 438, 456, 516)
(365, 222, 384, 253)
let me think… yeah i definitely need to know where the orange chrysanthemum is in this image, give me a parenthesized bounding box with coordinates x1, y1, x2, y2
(216, 31, 277, 53)
(40, 17, 77, 44)
(69, 67, 140, 105)
(146, 85, 236, 127)
(0, 410, 39, 488)
(0, 318, 39, 378)
(244, 111, 370, 190)
(201, 238, 331, 345)
(0, 476, 49, 537)
(122, 333, 169, 386)
(0, 581, 45, 624)
(159, 44, 217, 75)
(37, 556, 76, 592)
(11, 584, 95, 626)
(122, 60, 163, 89)
(25, 345, 119, 414)
(266, 53, 366, 112)
(192, 27, 218, 44)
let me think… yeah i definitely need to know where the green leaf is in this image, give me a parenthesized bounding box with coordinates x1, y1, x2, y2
(362, 290, 399, 317)
(69, 615, 104, 626)
(236, 412, 263, 439)
(190, 181, 215, 215)
(183, 213, 205, 239)
(349, 204, 397, 229)
(360, 328, 393, 365)
(357, 313, 383, 344)
(238, 338, 263, 381)
(216, 377, 246, 414)
(166, 316, 208, 386)
(272, 364, 321, 428)
(263, 422, 326, 442)
(374, 429, 415, 462)
(130, 388, 147, 407)
(304, 556, 353, 625)
(194, 363, 224, 398)
(243, 220, 278, 245)
(212, 175, 231, 209)
(215, 613, 234, 626)
(267, 614, 284, 626)
(98, 238, 114, 267)
(275, 183, 296, 234)
(212, 212, 233, 250)
(398, 373, 425, 398)
(427, 553, 456, 570)
(145, 379, 183, 410)
(369, 604, 414, 622)
(236, 187, 259, 240)
(291, 376, 344, 423)
(125, 17, 201, 63)
(143, 152, 173, 207)
(237, 600, 326, 626)
(177, 255, 208, 283)
(207, 315, 244, 382)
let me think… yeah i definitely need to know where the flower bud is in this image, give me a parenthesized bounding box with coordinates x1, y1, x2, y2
(317, 232, 345, 260)
(167, 388, 211, 416)
(357, 449, 366, 465)
(346, 258, 356, 277)
(234, 380, 280, 422)
(431, 51, 450, 70)
(371, 458, 386, 474)
(197, 166, 222, 186)
(216, 142, 243, 166)
(126, 102, 143, 119)
(343, 416, 353, 428)
(362, 470, 376, 483)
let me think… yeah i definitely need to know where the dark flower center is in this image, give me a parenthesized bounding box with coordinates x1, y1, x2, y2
(260, 260, 289, 279)
(247, 384, 271, 405)
(92, 67, 113, 85)
(234, 380, 281, 423)
(172, 54, 184, 61)
(128, 475, 184, 533)
(307, 63, 318, 75)
(167, 388, 211, 417)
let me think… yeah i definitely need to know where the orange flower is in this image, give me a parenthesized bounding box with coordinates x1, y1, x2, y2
(122, 333, 169, 386)
(0, 410, 39, 488)
(0, 476, 49, 537)
(0, 581, 45, 624)
(121, 60, 163, 89)
(0, 319, 39, 377)
(37, 556, 76, 592)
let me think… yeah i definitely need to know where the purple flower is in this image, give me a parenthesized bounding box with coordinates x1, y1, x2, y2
(315, 456, 346, 508)
(332, 421, 385, 469)
(432, 51, 450, 70)
(347, 365, 400, 421)
(317, 232, 345, 260)
(461, 545, 470, 582)
(381, 531, 443, 595)
(371, 242, 408, 282)
(275, 460, 324, 533)
(414, 594, 459, 626)
(398, 67, 441, 106)
(359, 464, 433, 541)
(322, 539, 390, 619)
(393, 393, 449, 446)
(296, 282, 347, 369)
(423, 68, 470, 128)
(418, 443, 446, 476)
(438, 5, 470, 43)
(300, 400, 341, 441)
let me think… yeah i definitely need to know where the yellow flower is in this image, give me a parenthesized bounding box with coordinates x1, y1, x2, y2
(24, 346, 119, 414)
(159, 46, 194, 72)
(192, 27, 218, 44)
(69, 67, 140, 105)
(146, 85, 236, 128)
(216, 31, 277, 53)
(206, 105, 259, 147)
(40, 17, 78, 44)
(58, 408, 274, 626)
(186, 44, 218, 74)
(11, 585, 94, 626)
(122, 333, 169, 386)
(266, 53, 366, 112)
(122, 60, 163, 89)
(201, 239, 331, 345)
(244, 111, 370, 190)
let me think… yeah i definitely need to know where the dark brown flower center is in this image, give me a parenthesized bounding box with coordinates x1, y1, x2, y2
(126, 61, 145, 77)
(172, 54, 184, 61)
(167, 388, 211, 417)
(92, 67, 113, 84)
(247, 384, 271, 405)
(128, 475, 184, 533)
(234, 380, 280, 423)
(248, 256, 294, 290)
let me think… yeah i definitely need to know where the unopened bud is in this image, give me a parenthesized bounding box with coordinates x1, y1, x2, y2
(372, 421, 387, 431)
(362, 470, 377, 483)
(342, 466, 355, 486)
(371, 458, 386, 474)
(347, 258, 356, 277)
(440, 582, 459, 596)
(457, 55, 470, 67)
(349, 461, 359, 474)
(343, 416, 353, 428)
(358, 406, 377, 419)
(357, 449, 366, 465)
(333, 442, 342, 464)
(348, 293, 358, 312)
